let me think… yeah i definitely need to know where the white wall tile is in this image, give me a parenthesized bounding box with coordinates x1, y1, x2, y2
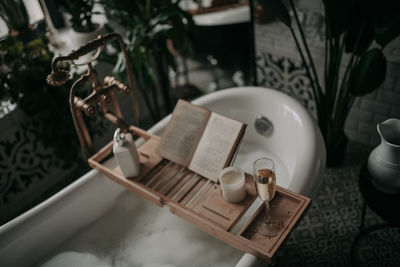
(360, 99, 390, 115)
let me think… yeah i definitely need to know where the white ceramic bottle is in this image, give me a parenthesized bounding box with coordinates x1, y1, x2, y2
(113, 128, 141, 178)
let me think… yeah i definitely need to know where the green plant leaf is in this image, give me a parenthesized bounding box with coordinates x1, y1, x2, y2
(345, 19, 374, 55)
(258, 0, 291, 27)
(322, 0, 351, 38)
(350, 48, 386, 96)
(344, 0, 387, 55)
(113, 52, 126, 75)
(374, 15, 400, 48)
(149, 26, 173, 41)
(149, 9, 179, 28)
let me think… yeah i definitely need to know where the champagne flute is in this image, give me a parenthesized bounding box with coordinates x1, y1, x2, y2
(253, 158, 283, 237)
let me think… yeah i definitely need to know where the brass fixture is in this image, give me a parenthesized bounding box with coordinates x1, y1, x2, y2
(47, 33, 139, 158)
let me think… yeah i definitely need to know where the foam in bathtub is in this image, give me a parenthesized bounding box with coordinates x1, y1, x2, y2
(40, 191, 243, 267)
(41, 251, 110, 267)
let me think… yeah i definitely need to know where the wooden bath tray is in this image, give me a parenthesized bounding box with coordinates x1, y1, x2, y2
(88, 126, 311, 263)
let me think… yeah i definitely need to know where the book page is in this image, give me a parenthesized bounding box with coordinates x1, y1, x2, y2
(156, 100, 210, 166)
(189, 113, 244, 182)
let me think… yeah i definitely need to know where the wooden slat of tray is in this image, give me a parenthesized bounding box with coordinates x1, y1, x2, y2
(151, 164, 183, 190)
(166, 172, 196, 199)
(136, 160, 168, 183)
(146, 162, 177, 188)
(186, 181, 214, 210)
(172, 174, 202, 202)
(159, 168, 189, 195)
(153, 165, 185, 192)
(180, 178, 208, 206)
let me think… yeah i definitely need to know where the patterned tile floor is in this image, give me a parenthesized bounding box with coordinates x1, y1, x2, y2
(275, 142, 400, 267)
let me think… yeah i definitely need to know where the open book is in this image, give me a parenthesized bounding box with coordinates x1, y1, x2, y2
(156, 99, 246, 182)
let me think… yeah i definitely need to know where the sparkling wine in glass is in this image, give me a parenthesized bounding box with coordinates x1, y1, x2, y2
(253, 158, 283, 237)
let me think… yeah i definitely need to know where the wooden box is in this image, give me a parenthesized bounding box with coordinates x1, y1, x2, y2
(88, 126, 311, 263)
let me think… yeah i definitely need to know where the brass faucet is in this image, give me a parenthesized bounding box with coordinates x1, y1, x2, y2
(47, 33, 139, 158)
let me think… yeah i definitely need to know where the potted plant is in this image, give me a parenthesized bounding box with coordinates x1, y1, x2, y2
(55, 0, 103, 47)
(259, 0, 400, 165)
(0, 0, 40, 43)
(100, 0, 195, 123)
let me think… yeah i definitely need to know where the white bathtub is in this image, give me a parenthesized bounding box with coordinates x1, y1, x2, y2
(0, 87, 326, 267)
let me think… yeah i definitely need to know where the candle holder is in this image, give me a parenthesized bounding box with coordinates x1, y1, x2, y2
(219, 166, 247, 203)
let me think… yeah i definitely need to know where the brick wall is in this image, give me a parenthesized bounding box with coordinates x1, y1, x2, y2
(345, 63, 400, 146)
(255, 20, 400, 147)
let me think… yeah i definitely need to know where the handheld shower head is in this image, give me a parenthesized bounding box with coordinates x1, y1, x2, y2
(46, 69, 70, 86)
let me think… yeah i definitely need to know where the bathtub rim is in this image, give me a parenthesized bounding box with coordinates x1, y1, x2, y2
(0, 168, 99, 233)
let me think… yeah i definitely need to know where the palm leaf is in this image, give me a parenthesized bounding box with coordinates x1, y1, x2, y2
(350, 48, 386, 96)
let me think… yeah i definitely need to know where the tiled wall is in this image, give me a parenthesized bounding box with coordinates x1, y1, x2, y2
(255, 20, 400, 147)
(0, 108, 83, 225)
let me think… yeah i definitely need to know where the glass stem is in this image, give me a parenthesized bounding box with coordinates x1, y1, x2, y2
(264, 200, 271, 224)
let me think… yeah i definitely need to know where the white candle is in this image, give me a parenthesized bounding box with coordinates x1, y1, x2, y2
(219, 167, 246, 203)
